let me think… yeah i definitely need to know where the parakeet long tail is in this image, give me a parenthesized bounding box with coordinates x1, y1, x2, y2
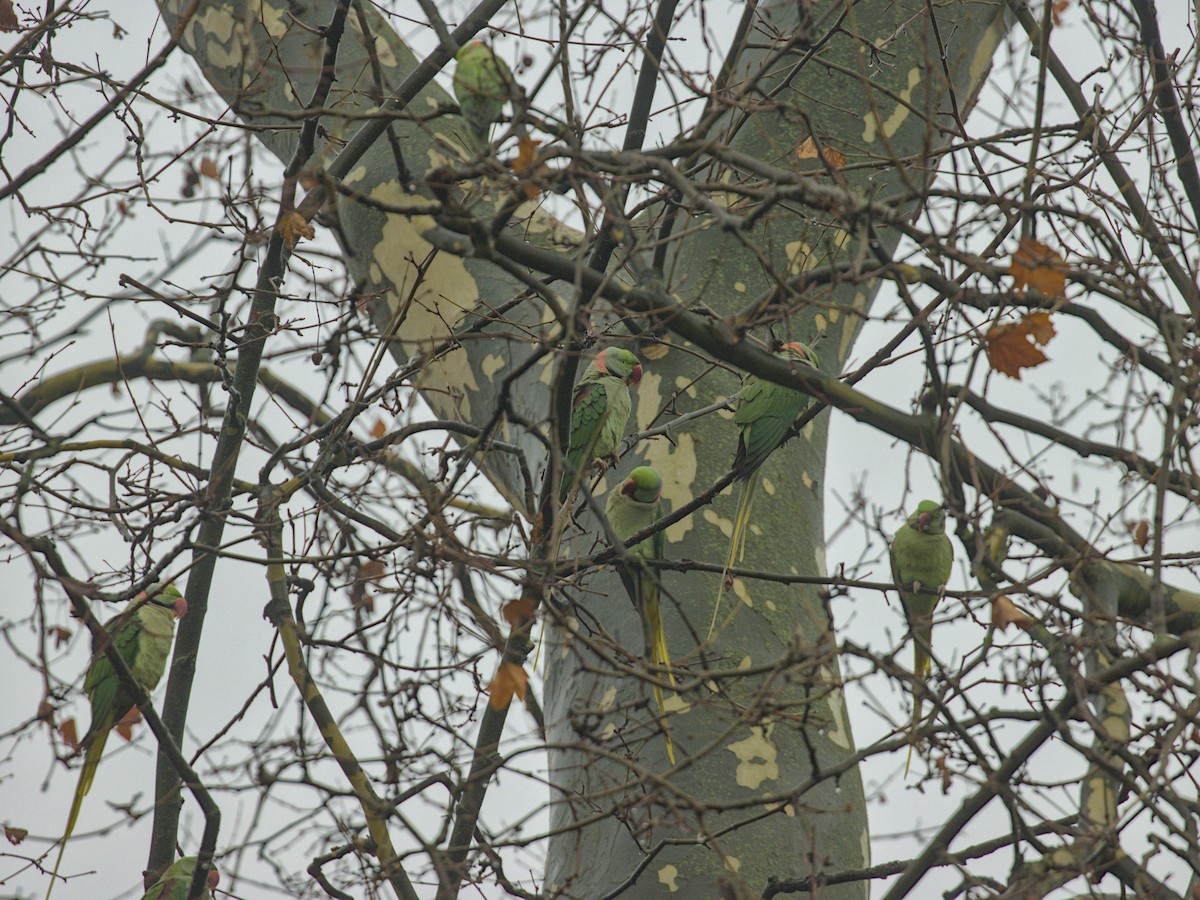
(904, 624, 933, 778)
(45, 732, 108, 899)
(709, 476, 758, 639)
(643, 592, 676, 765)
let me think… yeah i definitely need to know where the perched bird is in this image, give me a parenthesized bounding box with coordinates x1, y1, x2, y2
(141, 857, 220, 900)
(452, 41, 515, 140)
(710, 342, 818, 637)
(890, 500, 954, 776)
(46, 585, 188, 899)
(560, 347, 643, 502)
(606, 466, 676, 764)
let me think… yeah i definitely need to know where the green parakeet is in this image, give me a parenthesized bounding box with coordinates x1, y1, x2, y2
(560, 347, 643, 502)
(890, 500, 953, 776)
(141, 857, 219, 900)
(710, 342, 818, 637)
(452, 41, 515, 140)
(45, 584, 187, 899)
(606, 465, 676, 764)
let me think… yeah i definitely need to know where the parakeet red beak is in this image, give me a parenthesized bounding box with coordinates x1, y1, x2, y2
(208, 866, 220, 888)
(173, 595, 189, 618)
(628, 364, 643, 384)
(916, 512, 932, 531)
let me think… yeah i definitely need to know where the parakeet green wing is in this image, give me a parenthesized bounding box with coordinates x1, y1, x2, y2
(710, 343, 818, 638)
(559, 348, 642, 501)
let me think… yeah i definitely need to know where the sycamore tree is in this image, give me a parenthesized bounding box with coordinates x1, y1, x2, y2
(2, 0, 1199, 898)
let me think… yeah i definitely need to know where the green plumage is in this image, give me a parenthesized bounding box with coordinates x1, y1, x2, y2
(890, 501, 953, 775)
(46, 585, 186, 900)
(141, 857, 219, 900)
(560, 347, 642, 501)
(452, 41, 514, 140)
(606, 466, 675, 764)
(710, 342, 818, 637)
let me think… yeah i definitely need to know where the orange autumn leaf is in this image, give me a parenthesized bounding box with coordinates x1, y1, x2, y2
(513, 135, 545, 201)
(487, 661, 529, 710)
(5, 825, 28, 845)
(795, 137, 845, 170)
(59, 718, 78, 749)
(1011, 237, 1067, 299)
(991, 595, 1032, 632)
(501, 597, 537, 629)
(49, 625, 72, 649)
(198, 157, 220, 181)
(1051, 0, 1070, 26)
(985, 312, 1056, 379)
(115, 706, 143, 742)
(370, 417, 387, 440)
(1126, 519, 1151, 550)
(276, 210, 315, 248)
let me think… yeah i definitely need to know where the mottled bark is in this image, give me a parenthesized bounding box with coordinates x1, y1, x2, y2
(157, 0, 1009, 896)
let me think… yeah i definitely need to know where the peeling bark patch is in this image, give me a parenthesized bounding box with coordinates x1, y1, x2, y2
(861, 826, 871, 869)
(814, 545, 828, 578)
(823, 666, 851, 749)
(599, 685, 618, 713)
(673, 375, 697, 398)
(862, 67, 922, 142)
(801, 470, 814, 490)
(734, 281, 747, 293)
(732, 578, 753, 610)
(785, 240, 816, 276)
(703, 507, 734, 539)
(727, 725, 778, 789)
(636, 371, 662, 432)
(657, 864, 679, 892)
(664, 693, 690, 714)
(643, 433, 697, 543)
(481, 353, 505, 380)
(762, 476, 776, 497)
(723, 855, 742, 873)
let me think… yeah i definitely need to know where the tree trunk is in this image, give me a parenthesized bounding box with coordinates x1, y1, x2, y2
(157, 0, 1010, 895)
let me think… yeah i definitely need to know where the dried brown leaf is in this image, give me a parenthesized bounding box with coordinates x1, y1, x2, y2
(49, 625, 72, 649)
(501, 597, 537, 629)
(198, 157, 220, 181)
(0, 0, 19, 31)
(5, 825, 28, 845)
(487, 661, 529, 710)
(984, 312, 1056, 379)
(1126, 519, 1151, 550)
(276, 210, 315, 248)
(59, 718, 78, 749)
(115, 706, 142, 743)
(991, 595, 1032, 632)
(1011, 237, 1067, 299)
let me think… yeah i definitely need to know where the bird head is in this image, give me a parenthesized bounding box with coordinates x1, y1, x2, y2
(622, 466, 663, 504)
(596, 347, 643, 384)
(910, 500, 946, 533)
(781, 341, 819, 369)
(143, 583, 189, 618)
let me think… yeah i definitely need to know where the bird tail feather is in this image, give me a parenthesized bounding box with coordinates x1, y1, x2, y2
(710, 478, 757, 639)
(45, 733, 107, 899)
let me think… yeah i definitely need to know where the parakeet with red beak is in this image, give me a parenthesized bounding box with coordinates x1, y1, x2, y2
(45, 584, 187, 899)
(141, 857, 220, 900)
(710, 342, 818, 637)
(890, 500, 953, 776)
(606, 465, 676, 764)
(560, 347, 643, 501)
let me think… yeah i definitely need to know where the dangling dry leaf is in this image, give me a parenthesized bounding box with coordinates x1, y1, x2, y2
(1011, 237, 1067, 299)
(370, 417, 387, 440)
(4, 825, 28, 845)
(985, 312, 1056, 379)
(36, 697, 55, 726)
(198, 157, 220, 181)
(0, 0, 19, 31)
(501, 597, 537, 629)
(49, 625, 72, 649)
(1126, 519, 1150, 550)
(59, 718, 79, 749)
(276, 210, 315, 248)
(795, 137, 845, 170)
(1051, 0, 1070, 26)
(991, 595, 1032, 631)
(115, 706, 143, 742)
(513, 135, 546, 201)
(487, 661, 529, 710)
